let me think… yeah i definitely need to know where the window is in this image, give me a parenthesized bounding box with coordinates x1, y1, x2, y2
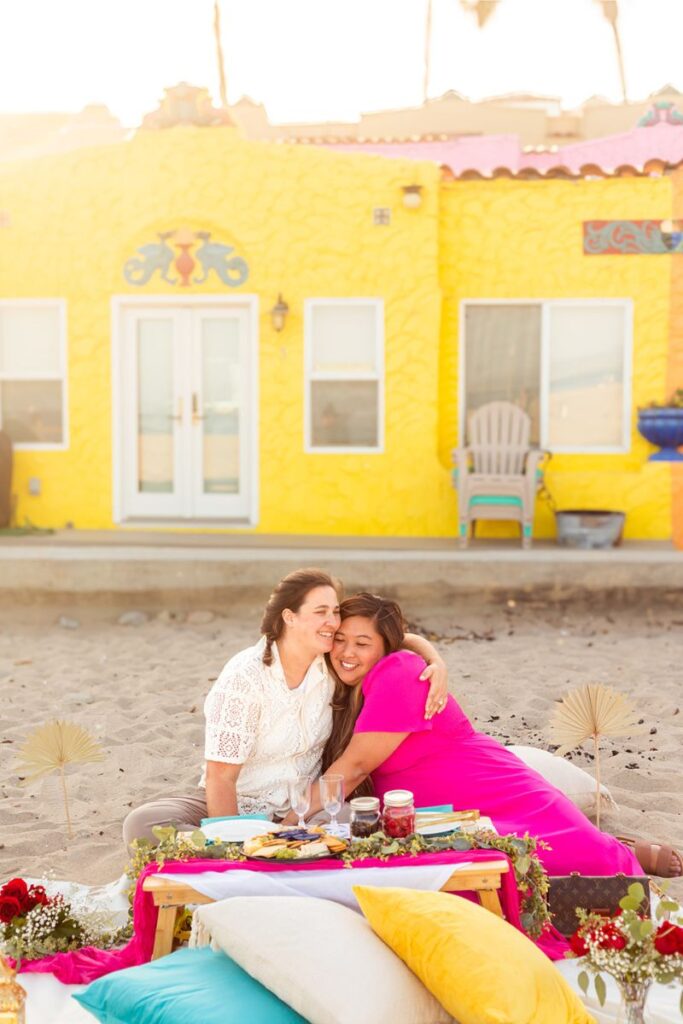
(461, 300, 631, 453)
(305, 300, 383, 452)
(0, 302, 67, 447)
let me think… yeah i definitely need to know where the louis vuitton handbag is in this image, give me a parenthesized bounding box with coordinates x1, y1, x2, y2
(547, 872, 651, 936)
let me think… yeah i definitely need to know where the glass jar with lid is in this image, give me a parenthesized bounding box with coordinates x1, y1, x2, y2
(349, 796, 381, 838)
(382, 789, 416, 838)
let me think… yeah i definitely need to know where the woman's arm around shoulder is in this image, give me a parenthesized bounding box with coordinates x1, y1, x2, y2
(402, 633, 448, 718)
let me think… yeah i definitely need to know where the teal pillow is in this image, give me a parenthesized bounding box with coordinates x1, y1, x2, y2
(73, 946, 308, 1024)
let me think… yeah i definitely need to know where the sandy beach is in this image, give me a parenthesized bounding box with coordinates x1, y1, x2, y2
(1, 591, 682, 897)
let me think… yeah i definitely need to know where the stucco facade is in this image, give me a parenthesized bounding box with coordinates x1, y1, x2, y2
(0, 124, 681, 542)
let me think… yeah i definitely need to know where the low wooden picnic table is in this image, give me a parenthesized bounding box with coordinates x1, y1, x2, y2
(143, 851, 510, 959)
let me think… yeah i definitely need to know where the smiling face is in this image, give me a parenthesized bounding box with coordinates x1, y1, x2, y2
(283, 584, 340, 656)
(331, 615, 386, 687)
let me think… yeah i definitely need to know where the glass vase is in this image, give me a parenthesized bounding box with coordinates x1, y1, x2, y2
(619, 979, 651, 1024)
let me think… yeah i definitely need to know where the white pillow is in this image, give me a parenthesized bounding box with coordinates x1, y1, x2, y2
(192, 896, 454, 1024)
(508, 745, 618, 817)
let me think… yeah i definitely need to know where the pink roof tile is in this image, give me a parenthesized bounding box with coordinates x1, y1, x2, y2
(321, 122, 683, 178)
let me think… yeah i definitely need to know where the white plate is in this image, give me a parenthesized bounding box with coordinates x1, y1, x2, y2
(201, 819, 282, 843)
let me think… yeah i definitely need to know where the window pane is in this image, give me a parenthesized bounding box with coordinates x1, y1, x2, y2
(137, 319, 174, 493)
(1, 381, 63, 443)
(201, 317, 241, 495)
(311, 305, 377, 374)
(464, 305, 541, 443)
(548, 305, 626, 448)
(0, 307, 61, 376)
(310, 381, 379, 447)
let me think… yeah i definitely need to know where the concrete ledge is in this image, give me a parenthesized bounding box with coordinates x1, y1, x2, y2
(1, 537, 682, 602)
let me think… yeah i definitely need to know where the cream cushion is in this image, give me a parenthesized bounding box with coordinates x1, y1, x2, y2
(508, 745, 618, 817)
(192, 895, 454, 1024)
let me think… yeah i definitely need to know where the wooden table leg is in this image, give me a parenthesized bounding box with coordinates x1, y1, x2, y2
(152, 905, 178, 960)
(477, 888, 504, 918)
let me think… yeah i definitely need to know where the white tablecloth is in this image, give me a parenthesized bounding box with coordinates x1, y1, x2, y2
(163, 861, 462, 912)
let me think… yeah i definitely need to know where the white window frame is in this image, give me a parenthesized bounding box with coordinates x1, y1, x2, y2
(458, 298, 633, 455)
(304, 298, 385, 454)
(0, 299, 69, 451)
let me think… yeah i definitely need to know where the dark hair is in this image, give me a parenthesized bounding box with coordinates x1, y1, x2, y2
(260, 568, 342, 666)
(321, 592, 406, 795)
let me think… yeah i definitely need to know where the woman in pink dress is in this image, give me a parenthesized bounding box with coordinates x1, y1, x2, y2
(305, 593, 680, 878)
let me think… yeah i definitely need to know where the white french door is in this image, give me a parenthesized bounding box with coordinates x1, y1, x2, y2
(118, 304, 255, 521)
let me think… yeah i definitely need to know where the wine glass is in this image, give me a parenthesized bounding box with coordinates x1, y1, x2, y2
(320, 773, 344, 834)
(288, 778, 312, 829)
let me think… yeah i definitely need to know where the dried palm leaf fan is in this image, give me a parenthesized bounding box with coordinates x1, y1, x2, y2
(16, 721, 105, 838)
(549, 684, 645, 828)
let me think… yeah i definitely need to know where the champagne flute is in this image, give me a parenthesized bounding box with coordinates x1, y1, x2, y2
(288, 778, 312, 829)
(320, 773, 344, 834)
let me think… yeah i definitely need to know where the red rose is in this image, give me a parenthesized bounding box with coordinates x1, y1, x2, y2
(596, 922, 626, 951)
(27, 885, 49, 908)
(0, 895, 23, 924)
(569, 929, 589, 956)
(1, 878, 29, 902)
(654, 922, 683, 956)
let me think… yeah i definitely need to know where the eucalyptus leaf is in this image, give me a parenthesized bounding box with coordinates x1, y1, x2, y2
(627, 882, 645, 902)
(594, 974, 607, 1007)
(515, 855, 530, 876)
(151, 825, 176, 843)
(638, 919, 654, 938)
(577, 970, 589, 995)
(452, 837, 472, 851)
(189, 829, 207, 849)
(619, 896, 639, 912)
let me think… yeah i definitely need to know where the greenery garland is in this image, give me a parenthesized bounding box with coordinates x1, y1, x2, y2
(128, 825, 551, 939)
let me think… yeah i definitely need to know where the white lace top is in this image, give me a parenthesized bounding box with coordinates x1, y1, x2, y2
(200, 637, 334, 818)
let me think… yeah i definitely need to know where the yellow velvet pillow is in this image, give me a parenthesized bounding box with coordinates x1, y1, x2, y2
(353, 886, 595, 1024)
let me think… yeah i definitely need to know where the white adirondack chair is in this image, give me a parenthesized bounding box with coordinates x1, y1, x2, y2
(452, 401, 545, 548)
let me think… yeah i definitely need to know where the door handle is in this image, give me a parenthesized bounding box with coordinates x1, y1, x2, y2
(192, 393, 204, 422)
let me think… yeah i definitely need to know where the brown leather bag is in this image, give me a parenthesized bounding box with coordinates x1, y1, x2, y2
(547, 872, 651, 936)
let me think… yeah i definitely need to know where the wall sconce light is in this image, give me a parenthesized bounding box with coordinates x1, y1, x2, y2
(270, 293, 289, 332)
(401, 184, 423, 209)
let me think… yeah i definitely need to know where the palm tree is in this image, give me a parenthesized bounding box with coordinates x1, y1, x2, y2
(213, 1, 229, 108)
(424, 1, 628, 104)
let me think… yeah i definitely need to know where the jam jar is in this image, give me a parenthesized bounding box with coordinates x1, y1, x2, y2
(349, 796, 381, 838)
(382, 790, 416, 838)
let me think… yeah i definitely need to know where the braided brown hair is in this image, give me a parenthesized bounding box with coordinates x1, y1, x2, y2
(259, 568, 342, 666)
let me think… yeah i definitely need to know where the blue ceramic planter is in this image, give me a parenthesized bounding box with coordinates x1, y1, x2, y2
(637, 408, 683, 461)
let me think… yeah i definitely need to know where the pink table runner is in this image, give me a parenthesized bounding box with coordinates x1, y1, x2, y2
(20, 848, 568, 984)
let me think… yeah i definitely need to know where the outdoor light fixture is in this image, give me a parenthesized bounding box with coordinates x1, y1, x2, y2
(401, 184, 423, 209)
(270, 294, 289, 332)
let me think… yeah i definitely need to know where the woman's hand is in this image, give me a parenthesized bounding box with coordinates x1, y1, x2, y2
(420, 659, 449, 719)
(280, 810, 299, 827)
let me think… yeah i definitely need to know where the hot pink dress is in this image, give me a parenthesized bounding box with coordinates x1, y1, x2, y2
(354, 651, 641, 876)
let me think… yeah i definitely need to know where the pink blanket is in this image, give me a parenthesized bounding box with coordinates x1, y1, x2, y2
(19, 849, 568, 984)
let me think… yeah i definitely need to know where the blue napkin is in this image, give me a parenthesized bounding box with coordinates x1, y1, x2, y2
(416, 804, 453, 814)
(201, 814, 270, 827)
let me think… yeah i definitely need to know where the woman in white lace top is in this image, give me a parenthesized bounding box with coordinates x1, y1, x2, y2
(122, 568, 447, 846)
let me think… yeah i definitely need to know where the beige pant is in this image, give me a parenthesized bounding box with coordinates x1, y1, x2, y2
(122, 793, 208, 853)
(122, 793, 352, 853)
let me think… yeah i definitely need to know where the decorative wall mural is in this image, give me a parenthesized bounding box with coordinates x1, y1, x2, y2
(583, 220, 683, 255)
(637, 100, 683, 127)
(123, 228, 249, 286)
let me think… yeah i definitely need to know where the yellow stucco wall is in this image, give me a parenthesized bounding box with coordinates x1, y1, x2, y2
(439, 178, 673, 539)
(0, 128, 451, 535)
(0, 132, 676, 539)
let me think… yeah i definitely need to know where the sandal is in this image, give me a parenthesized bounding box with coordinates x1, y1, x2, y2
(618, 836, 683, 878)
